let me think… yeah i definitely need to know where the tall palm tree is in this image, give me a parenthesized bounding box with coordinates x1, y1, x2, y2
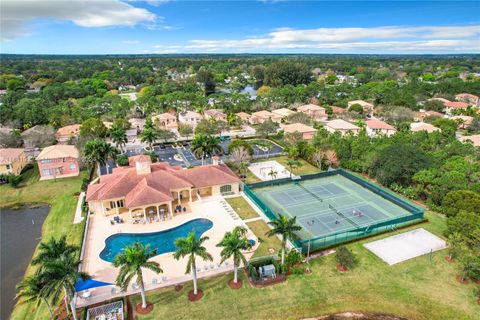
(140, 127, 158, 150)
(266, 214, 302, 265)
(113, 242, 162, 309)
(174, 231, 213, 296)
(16, 273, 55, 320)
(286, 159, 301, 178)
(32, 235, 77, 266)
(110, 126, 127, 152)
(191, 134, 222, 165)
(83, 139, 119, 179)
(42, 253, 90, 320)
(217, 227, 252, 284)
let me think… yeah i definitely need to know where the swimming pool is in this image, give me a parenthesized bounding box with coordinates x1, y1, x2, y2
(99, 218, 213, 262)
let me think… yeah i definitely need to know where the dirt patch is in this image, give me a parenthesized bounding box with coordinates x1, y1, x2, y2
(188, 289, 204, 302)
(135, 302, 153, 315)
(303, 311, 409, 319)
(304, 267, 312, 274)
(444, 256, 454, 263)
(456, 276, 469, 284)
(247, 274, 287, 288)
(175, 284, 183, 292)
(336, 264, 348, 272)
(228, 279, 243, 289)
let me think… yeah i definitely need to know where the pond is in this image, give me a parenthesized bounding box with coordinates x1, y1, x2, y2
(0, 205, 49, 320)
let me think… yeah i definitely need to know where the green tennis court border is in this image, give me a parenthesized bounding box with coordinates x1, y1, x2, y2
(244, 169, 425, 253)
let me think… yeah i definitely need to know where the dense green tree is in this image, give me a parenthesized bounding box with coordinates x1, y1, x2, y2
(372, 144, 430, 187)
(264, 60, 311, 87)
(442, 190, 480, 217)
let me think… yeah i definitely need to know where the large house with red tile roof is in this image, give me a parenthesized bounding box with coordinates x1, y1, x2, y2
(455, 93, 479, 107)
(36, 145, 80, 180)
(365, 119, 397, 137)
(444, 101, 469, 115)
(86, 155, 240, 219)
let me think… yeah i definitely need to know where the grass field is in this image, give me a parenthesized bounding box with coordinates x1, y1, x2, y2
(1, 166, 87, 320)
(225, 197, 259, 220)
(246, 220, 282, 258)
(131, 211, 479, 320)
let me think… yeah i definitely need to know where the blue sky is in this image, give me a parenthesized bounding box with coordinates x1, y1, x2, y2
(1, 1, 479, 54)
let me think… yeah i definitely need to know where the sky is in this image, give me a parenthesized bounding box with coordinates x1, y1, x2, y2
(1, 0, 479, 54)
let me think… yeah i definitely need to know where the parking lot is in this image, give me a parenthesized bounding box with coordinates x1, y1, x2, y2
(98, 139, 284, 175)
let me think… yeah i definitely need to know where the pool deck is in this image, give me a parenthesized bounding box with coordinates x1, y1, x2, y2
(77, 195, 258, 308)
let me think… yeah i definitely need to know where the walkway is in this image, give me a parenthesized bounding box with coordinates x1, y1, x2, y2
(73, 191, 85, 224)
(243, 216, 263, 223)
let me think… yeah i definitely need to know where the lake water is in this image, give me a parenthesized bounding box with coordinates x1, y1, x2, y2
(0, 206, 49, 320)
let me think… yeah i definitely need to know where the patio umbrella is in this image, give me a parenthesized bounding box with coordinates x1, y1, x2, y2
(75, 278, 113, 292)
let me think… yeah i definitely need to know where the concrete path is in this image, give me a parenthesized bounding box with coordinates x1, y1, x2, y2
(73, 191, 85, 224)
(243, 217, 263, 223)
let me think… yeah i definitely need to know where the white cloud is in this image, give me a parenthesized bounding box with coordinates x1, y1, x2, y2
(1, 0, 156, 41)
(183, 25, 480, 53)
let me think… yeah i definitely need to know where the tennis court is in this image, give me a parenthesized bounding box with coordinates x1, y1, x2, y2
(245, 170, 424, 251)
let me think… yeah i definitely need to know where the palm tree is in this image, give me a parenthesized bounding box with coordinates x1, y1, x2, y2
(110, 126, 127, 152)
(16, 273, 55, 320)
(217, 227, 252, 285)
(191, 134, 222, 165)
(238, 161, 249, 178)
(286, 159, 301, 178)
(113, 242, 162, 309)
(42, 252, 90, 320)
(267, 169, 278, 182)
(83, 139, 119, 179)
(140, 127, 158, 150)
(174, 231, 213, 296)
(266, 214, 302, 265)
(32, 235, 77, 266)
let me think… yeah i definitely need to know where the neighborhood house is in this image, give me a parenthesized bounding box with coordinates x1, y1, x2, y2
(249, 110, 283, 124)
(55, 124, 80, 144)
(152, 113, 178, 129)
(36, 145, 80, 180)
(296, 104, 328, 121)
(281, 123, 317, 140)
(179, 110, 203, 127)
(365, 119, 397, 137)
(324, 119, 360, 136)
(0, 148, 28, 176)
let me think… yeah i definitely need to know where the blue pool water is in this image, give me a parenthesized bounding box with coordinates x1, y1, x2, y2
(99, 218, 213, 262)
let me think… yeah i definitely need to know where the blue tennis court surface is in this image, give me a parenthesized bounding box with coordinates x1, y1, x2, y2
(252, 174, 417, 240)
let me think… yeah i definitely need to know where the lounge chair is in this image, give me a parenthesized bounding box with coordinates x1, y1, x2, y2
(110, 220, 115, 225)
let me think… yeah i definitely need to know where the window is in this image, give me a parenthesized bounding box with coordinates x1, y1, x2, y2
(42, 169, 52, 176)
(116, 200, 124, 208)
(220, 185, 232, 194)
(41, 159, 52, 164)
(6, 164, 11, 170)
(69, 164, 76, 171)
(109, 201, 116, 209)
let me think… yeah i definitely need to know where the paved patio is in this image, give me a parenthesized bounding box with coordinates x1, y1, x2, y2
(77, 196, 258, 307)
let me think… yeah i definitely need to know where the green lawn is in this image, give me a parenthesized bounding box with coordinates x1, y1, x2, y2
(245, 220, 282, 258)
(1, 166, 87, 320)
(131, 211, 479, 320)
(226, 197, 259, 220)
(267, 155, 320, 176)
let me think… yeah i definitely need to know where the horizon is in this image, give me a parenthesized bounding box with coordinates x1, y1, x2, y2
(1, 0, 479, 55)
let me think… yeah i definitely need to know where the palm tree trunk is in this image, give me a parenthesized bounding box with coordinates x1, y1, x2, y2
(192, 259, 198, 295)
(63, 287, 70, 316)
(43, 297, 54, 320)
(69, 298, 78, 320)
(281, 236, 286, 265)
(140, 280, 147, 308)
(233, 264, 238, 283)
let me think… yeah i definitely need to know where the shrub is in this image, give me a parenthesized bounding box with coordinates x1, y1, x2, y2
(81, 178, 90, 191)
(335, 246, 358, 269)
(8, 175, 22, 188)
(292, 266, 304, 275)
(116, 154, 129, 166)
(146, 151, 158, 163)
(284, 249, 303, 270)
